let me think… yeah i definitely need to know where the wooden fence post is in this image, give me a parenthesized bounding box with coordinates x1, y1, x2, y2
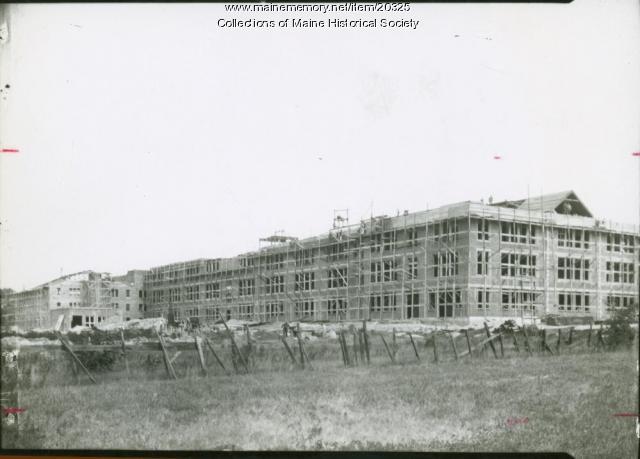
(587, 323, 593, 348)
(380, 334, 396, 364)
(522, 326, 533, 356)
(352, 331, 359, 365)
(392, 328, 398, 361)
(338, 330, 347, 367)
(598, 324, 606, 351)
(204, 338, 229, 375)
(432, 333, 439, 363)
(280, 335, 298, 367)
(219, 315, 249, 372)
(512, 330, 520, 353)
(483, 322, 499, 359)
(448, 331, 459, 361)
(245, 325, 253, 369)
(120, 329, 130, 377)
(541, 329, 554, 355)
(358, 330, 366, 363)
(567, 327, 574, 345)
(301, 344, 314, 370)
(556, 329, 562, 354)
(464, 329, 473, 359)
(195, 336, 207, 376)
(230, 344, 239, 373)
(498, 334, 504, 358)
(342, 331, 351, 366)
(155, 329, 177, 380)
(408, 332, 420, 361)
(363, 321, 371, 364)
(298, 327, 314, 370)
(296, 324, 306, 369)
(55, 331, 98, 384)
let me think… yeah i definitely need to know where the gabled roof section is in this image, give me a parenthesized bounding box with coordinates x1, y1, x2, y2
(491, 190, 593, 217)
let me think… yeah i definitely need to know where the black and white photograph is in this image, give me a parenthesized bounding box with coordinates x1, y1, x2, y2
(0, 1, 638, 456)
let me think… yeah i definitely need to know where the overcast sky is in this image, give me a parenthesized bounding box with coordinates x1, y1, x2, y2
(1, 1, 639, 290)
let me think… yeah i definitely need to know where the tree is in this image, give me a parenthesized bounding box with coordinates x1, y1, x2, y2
(604, 301, 637, 349)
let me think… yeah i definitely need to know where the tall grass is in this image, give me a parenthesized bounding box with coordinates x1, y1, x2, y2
(6, 341, 637, 457)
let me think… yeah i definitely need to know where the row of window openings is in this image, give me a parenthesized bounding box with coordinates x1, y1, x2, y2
(477, 221, 537, 244)
(55, 287, 141, 298)
(476, 291, 638, 313)
(477, 252, 635, 283)
(606, 296, 636, 309)
(145, 256, 637, 303)
(174, 299, 350, 320)
(172, 292, 633, 315)
(148, 230, 639, 282)
(72, 315, 134, 327)
(151, 261, 422, 302)
(475, 252, 537, 277)
(479, 221, 637, 253)
(55, 301, 144, 312)
(109, 289, 141, 298)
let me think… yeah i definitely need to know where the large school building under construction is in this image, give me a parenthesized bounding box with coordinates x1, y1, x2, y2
(143, 191, 639, 324)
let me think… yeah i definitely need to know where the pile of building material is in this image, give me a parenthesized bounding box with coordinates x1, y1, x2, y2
(96, 317, 167, 331)
(544, 315, 593, 326)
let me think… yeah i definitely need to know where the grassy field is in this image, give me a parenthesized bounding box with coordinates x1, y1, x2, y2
(7, 346, 638, 457)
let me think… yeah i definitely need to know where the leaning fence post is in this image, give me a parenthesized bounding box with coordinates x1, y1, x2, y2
(483, 322, 498, 359)
(358, 329, 365, 363)
(556, 328, 562, 354)
(567, 327, 574, 345)
(363, 321, 371, 364)
(338, 330, 347, 367)
(280, 334, 298, 367)
(296, 324, 314, 370)
(392, 328, 398, 361)
(498, 334, 504, 358)
(352, 331, 359, 365)
(120, 329, 130, 377)
(204, 337, 229, 375)
(244, 324, 253, 369)
(230, 344, 239, 373)
(464, 329, 473, 359)
(296, 324, 306, 369)
(408, 332, 420, 361)
(512, 330, 520, 353)
(448, 331, 459, 360)
(342, 330, 351, 366)
(55, 331, 97, 384)
(297, 325, 314, 370)
(380, 334, 396, 363)
(221, 317, 249, 373)
(154, 329, 177, 380)
(483, 323, 498, 358)
(195, 336, 207, 376)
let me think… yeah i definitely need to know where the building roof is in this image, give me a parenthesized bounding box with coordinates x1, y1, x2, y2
(491, 190, 593, 218)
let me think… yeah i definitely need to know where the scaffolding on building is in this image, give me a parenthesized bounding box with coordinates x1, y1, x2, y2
(142, 192, 639, 325)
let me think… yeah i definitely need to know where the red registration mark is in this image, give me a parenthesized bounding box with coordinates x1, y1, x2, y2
(506, 417, 529, 427)
(2, 407, 26, 415)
